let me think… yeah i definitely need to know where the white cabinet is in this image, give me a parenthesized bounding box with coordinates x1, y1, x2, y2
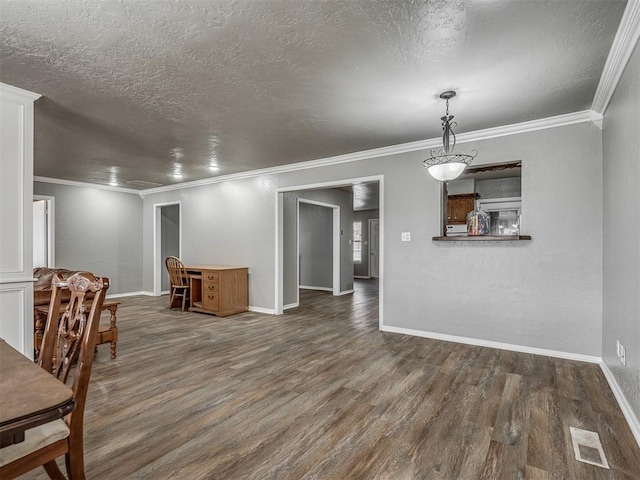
(0, 82, 40, 357)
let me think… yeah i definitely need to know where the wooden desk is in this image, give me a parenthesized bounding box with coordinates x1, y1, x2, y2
(186, 265, 248, 317)
(0, 340, 75, 448)
(34, 301, 119, 360)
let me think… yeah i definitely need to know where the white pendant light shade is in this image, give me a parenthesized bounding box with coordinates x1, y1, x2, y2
(427, 162, 467, 182)
(423, 91, 477, 181)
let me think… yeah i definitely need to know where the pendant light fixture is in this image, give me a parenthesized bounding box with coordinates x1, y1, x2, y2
(422, 91, 477, 181)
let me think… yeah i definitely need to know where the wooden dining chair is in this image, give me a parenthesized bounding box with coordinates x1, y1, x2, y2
(0, 272, 109, 480)
(165, 256, 191, 311)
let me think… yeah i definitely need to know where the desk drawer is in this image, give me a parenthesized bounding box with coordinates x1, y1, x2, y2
(203, 282, 218, 294)
(203, 292, 219, 311)
(203, 271, 220, 283)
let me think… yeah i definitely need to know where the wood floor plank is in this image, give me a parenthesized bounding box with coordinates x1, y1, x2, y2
(16, 280, 640, 479)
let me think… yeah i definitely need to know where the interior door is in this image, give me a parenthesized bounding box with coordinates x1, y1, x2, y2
(369, 218, 379, 278)
(33, 200, 48, 268)
(160, 205, 180, 292)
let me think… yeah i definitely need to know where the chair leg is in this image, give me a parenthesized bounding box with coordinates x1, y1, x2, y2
(65, 448, 86, 480)
(181, 290, 187, 311)
(43, 460, 66, 480)
(169, 288, 175, 309)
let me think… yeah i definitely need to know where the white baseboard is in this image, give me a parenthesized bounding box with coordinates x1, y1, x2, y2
(599, 360, 640, 447)
(353, 275, 370, 279)
(284, 303, 299, 310)
(379, 325, 601, 364)
(299, 285, 333, 292)
(248, 306, 276, 315)
(336, 289, 354, 296)
(106, 291, 154, 299)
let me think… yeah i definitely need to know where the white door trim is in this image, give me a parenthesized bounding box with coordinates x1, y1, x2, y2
(33, 195, 55, 268)
(368, 218, 379, 278)
(152, 201, 182, 297)
(297, 198, 340, 299)
(274, 175, 384, 332)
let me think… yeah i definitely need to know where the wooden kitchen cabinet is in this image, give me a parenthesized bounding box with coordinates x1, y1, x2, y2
(447, 194, 477, 225)
(187, 266, 248, 317)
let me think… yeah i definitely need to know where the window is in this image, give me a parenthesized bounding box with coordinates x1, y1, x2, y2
(353, 221, 362, 263)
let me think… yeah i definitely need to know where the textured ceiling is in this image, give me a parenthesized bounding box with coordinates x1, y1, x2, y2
(0, 0, 627, 189)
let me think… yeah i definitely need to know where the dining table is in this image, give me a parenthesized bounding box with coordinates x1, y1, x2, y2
(0, 339, 75, 448)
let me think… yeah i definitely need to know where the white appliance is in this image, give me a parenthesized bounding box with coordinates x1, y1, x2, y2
(446, 224, 467, 236)
(478, 197, 522, 236)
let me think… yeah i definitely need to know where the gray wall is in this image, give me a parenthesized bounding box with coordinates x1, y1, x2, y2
(142, 176, 276, 309)
(602, 42, 640, 421)
(33, 181, 143, 295)
(353, 209, 380, 278)
(275, 122, 603, 357)
(142, 121, 603, 357)
(160, 204, 180, 291)
(447, 179, 475, 195)
(282, 188, 354, 306)
(299, 202, 333, 289)
(475, 177, 521, 199)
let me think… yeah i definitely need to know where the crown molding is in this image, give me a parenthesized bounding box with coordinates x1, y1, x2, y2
(590, 111, 604, 129)
(34, 176, 141, 195)
(0, 82, 41, 101)
(454, 110, 593, 144)
(592, 0, 640, 114)
(140, 110, 593, 197)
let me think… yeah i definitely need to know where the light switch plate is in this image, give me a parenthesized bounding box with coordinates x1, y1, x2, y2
(401, 232, 411, 242)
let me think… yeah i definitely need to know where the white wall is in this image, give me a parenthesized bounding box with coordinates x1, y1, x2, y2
(142, 121, 603, 357)
(0, 83, 39, 356)
(602, 41, 640, 423)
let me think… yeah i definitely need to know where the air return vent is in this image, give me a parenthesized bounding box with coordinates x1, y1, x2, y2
(570, 427, 609, 469)
(126, 180, 162, 188)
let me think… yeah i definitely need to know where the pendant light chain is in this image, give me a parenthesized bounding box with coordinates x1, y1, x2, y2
(422, 90, 478, 182)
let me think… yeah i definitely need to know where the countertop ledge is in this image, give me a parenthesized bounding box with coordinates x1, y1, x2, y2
(432, 235, 532, 241)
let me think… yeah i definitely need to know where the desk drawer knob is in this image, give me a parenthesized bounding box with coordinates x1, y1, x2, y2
(207, 285, 215, 290)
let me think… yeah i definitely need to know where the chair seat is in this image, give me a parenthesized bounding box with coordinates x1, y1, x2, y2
(0, 420, 70, 467)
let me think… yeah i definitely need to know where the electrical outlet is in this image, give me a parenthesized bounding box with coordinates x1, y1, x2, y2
(401, 232, 411, 242)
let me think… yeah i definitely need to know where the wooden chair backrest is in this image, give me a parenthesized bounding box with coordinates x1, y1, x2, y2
(165, 256, 189, 287)
(38, 272, 109, 437)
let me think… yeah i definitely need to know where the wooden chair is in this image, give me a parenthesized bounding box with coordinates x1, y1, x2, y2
(0, 272, 108, 480)
(165, 256, 190, 311)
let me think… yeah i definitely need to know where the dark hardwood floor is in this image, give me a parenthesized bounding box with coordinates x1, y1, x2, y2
(19, 279, 640, 479)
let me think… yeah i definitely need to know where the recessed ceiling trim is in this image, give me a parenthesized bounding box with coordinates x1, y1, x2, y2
(34, 176, 141, 195)
(591, 0, 640, 114)
(139, 110, 593, 197)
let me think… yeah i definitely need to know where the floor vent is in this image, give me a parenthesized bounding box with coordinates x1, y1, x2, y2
(126, 180, 162, 188)
(570, 427, 609, 469)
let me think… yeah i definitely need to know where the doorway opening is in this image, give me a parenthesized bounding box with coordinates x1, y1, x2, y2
(33, 195, 55, 268)
(297, 198, 340, 301)
(275, 175, 383, 329)
(153, 202, 181, 296)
